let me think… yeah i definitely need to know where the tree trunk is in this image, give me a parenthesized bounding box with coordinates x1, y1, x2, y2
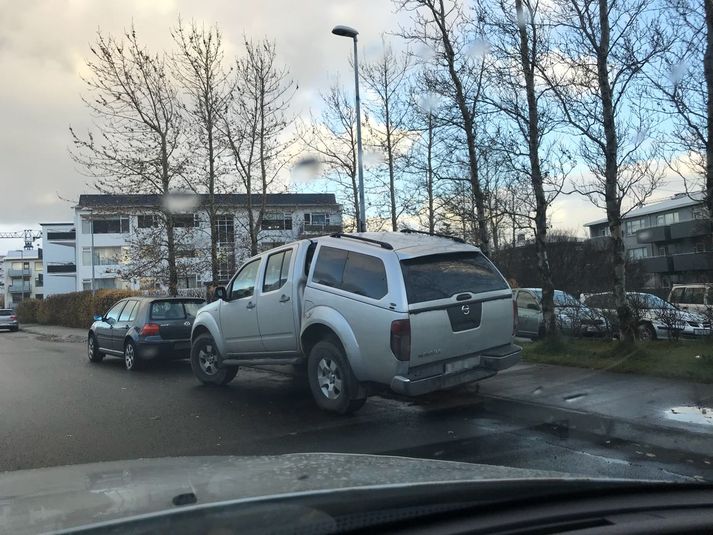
(705, 0, 713, 220)
(207, 117, 219, 284)
(385, 94, 398, 231)
(515, 0, 556, 335)
(161, 135, 178, 297)
(598, 0, 633, 342)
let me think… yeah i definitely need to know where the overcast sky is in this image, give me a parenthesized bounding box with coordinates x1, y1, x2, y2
(0, 0, 676, 253)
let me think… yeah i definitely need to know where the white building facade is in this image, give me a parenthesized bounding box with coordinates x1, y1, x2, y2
(38, 193, 342, 295)
(2, 248, 43, 308)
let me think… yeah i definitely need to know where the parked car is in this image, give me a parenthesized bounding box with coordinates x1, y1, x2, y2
(190, 231, 522, 414)
(668, 284, 713, 316)
(582, 292, 710, 340)
(88, 297, 205, 370)
(0, 309, 19, 331)
(513, 288, 608, 339)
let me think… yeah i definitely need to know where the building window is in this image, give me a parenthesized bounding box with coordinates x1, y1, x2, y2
(258, 241, 286, 253)
(82, 217, 129, 234)
(82, 246, 126, 266)
(137, 215, 160, 228)
(173, 214, 199, 228)
(626, 218, 648, 235)
(177, 275, 200, 289)
(658, 246, 668, 256)
(176, 248, 196, 258)
(695, 242, 706, 253)
(656, 212, 680, 226)
(216, 215, 235, 284)
(261, 212, 293, 231)
(628, 247, 650, 260)
(693, 206, 708, 220)
(81, 278, 117, 290)
(305, 213, 330, 226)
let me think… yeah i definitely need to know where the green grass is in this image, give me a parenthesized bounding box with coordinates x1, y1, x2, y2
(523, 337, 713, 384)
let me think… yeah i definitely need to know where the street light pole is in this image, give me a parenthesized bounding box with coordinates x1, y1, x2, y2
(332, 25, 366, 233)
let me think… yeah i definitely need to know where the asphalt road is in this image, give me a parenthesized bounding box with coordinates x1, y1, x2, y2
(0, 328, 710, 482)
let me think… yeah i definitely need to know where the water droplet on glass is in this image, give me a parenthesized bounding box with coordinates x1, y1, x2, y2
(291, 156, 322, 183)
(162, 192, 201, 214)
(668, 61, 688, 84)
(465, 38, 490, 59)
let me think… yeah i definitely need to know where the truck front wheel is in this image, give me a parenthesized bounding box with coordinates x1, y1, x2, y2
(191, 333, 238, 386)
(308, 339, 366, 414)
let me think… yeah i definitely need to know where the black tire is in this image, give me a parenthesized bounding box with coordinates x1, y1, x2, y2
(638, 322, 657, 342)
(190, 333, 238, 386)
(87, 334, 104, 363)
(124, 339, 141, 371)
(307, 338, 367, 414)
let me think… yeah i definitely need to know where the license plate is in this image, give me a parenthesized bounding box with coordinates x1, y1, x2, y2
(445, 356, 480, 374)
(695, 329, 711, 336)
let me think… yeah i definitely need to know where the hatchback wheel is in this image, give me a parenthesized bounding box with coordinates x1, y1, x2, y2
(638, 322, 656, 342)
(87, 334, 104, 363)
(190, 333, 237, 385)
(124, 340, 140, 371)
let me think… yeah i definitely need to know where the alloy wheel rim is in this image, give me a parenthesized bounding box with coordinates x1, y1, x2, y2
(317, 357, 343, 400)
(198, 344, 218, 375)
(125, 344, 134, 369)
(88, 338, 94, 360)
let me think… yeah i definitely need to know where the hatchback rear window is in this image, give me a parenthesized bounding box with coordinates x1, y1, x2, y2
(0, 310, 12, 316)
(150, 300, 204, 320)
(400, 252, 508, 304)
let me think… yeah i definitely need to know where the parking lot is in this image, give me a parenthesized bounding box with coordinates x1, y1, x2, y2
(1, 327, 712, 483)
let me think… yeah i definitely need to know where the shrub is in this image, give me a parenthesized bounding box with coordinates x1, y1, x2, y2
(15, 299, 40, 323)
(16, 290, 138, 329)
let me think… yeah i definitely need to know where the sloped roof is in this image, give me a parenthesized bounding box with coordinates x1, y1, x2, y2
(584, 192, 704, 227)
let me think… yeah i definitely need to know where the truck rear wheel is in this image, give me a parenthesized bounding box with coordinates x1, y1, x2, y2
(308, 339, 366, 414)
(191, 333, 238, 386)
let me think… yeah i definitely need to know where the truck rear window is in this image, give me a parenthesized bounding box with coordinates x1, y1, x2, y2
(400, 252, 508, 304)
(150, 300, 204, 320)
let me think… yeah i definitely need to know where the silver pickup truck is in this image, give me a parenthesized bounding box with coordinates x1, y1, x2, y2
(190, 232, 521, 413)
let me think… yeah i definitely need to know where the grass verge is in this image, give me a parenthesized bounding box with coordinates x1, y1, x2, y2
(523, 337, 713, 383)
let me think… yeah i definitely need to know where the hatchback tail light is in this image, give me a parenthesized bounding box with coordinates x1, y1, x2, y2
(390, 319, 411, 361)
(140, 323, 160, 337)
(512, 300, 518, 336)
(9, 315, 16, 321)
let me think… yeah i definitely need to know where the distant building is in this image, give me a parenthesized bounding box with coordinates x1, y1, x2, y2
(36, 193, 342, 295)
(2, 248, 43, 308)
(584, 193, 712, 290)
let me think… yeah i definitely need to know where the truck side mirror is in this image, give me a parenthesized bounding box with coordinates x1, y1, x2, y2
(214, 286, 228, 301)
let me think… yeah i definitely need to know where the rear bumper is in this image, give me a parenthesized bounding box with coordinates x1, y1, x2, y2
(137, 338, 192, 360)
(390, 343, 522, 396)
(0, 321, 18, 329)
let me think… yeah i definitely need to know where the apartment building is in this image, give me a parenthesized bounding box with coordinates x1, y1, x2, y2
(35, 193, 342, 295)
(2, 248, 43, 308)
(585, 193, 712, 289)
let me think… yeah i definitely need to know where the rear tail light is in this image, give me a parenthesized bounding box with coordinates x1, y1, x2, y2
(140, 323, 160, 337)
(512, 300, 518, 336)
(9, 315, 16, 321)
(390, 319, 411, 361)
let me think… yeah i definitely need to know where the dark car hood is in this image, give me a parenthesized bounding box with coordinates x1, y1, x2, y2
(1, 453, 568, 534)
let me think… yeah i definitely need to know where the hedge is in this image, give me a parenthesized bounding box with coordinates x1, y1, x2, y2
(16, 289, 138, 329)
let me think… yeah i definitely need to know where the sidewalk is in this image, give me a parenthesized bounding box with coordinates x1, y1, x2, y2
(477, 362, 713, 456)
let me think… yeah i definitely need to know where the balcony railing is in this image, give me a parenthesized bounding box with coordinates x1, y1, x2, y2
(639, 255, 673, 273)
(672, 251, 713, 272)
(8, 282, 31, 294)
(669, 219, 712, 240)
(636, 226, 670, 244)
(46, 230, 76, 241)
(7, 268, 31, 278)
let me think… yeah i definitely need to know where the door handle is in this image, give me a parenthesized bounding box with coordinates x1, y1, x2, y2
(246, 302, 256, 310)
(279, 295, 291, 303)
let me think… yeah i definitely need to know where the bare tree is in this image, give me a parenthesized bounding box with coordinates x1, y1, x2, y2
(538, 0, 666, 342)
(298, 83, 361, 230)
(70, 27, 185, 295)
(483, 0, 572, 335)
(222, 38, 295, 256)
(361, 38, 414, 230)
(646, 0, 713, 219)
(172, 19, 233, 284)
(396, 0, 492, 253)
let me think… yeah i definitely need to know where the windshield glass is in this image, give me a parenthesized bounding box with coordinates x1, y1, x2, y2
(3, 2, 713, 531)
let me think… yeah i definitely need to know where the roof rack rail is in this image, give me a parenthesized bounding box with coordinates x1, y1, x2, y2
(400, 228, 466, 244)
(329, 233, 394, 250)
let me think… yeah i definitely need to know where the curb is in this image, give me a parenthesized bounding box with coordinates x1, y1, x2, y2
(478, 393, 713, 458)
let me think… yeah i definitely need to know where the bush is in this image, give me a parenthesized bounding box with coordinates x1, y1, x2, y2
(16, 299, 40, 323)
(15, 289, 138, 329)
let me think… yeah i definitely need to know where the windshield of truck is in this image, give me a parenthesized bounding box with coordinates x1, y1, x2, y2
(400, 252, 508, 303)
